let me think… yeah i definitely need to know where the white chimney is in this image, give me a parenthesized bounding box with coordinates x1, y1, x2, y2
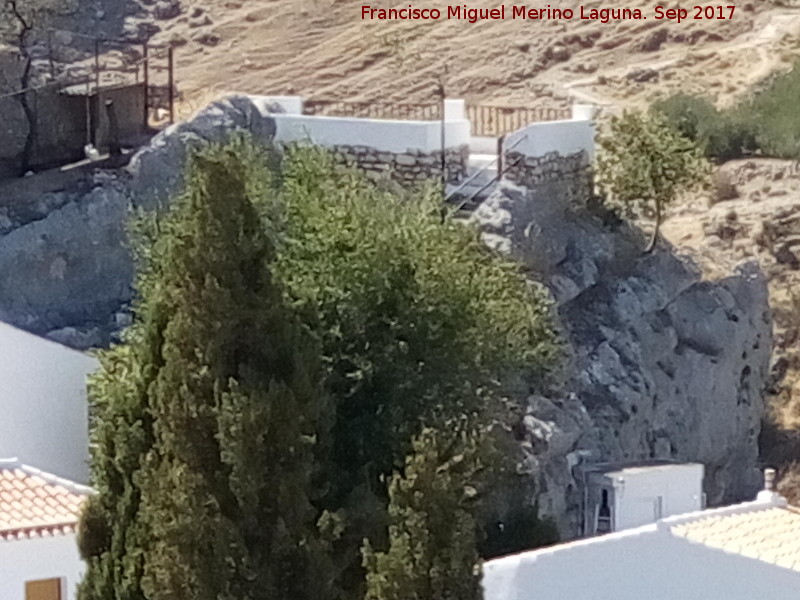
(756, 468, 786, 505)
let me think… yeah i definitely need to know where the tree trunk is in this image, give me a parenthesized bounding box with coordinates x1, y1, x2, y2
(16, 86, 36, 175)
(9, 1, 35, 176)
(645, 197, 662, 253)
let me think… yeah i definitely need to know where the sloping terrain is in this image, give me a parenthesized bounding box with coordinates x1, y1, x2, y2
(89, 0, 800, 115)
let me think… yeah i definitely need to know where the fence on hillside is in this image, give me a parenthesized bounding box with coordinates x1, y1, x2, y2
(302, 99, 571, 137)
(467, 105, 571, 137)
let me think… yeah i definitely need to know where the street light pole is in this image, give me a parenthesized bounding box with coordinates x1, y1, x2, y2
(436, 74, 447, 195)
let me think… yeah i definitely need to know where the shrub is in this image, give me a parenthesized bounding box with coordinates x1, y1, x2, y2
(710, 169, 739, 204)
(748, 62, 800, 159)
(651, 94, 757, 161)
(651, 93, 718, 144)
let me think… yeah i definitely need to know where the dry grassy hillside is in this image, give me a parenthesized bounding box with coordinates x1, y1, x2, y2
(123, 0, 800, 114)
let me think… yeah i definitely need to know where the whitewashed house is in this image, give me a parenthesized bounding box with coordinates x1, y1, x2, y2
(578, 461, 705, 536)
(0, 459, 92, 600)
(0, 322, 98, 484)
(483, 470, 800, 600)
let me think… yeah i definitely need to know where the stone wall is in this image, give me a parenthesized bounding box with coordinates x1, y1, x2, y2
(503, 149, 592, 206)
(0, 82, 146, 179)
(329, 144, 469, 185)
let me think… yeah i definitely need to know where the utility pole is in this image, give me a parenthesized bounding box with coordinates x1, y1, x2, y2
(436, 67, 449, 195)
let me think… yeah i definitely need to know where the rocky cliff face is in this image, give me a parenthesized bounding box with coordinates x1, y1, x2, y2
(0, 96, 278, 346)
(473, 180, 772, 538)
(0, 96, 773, 541)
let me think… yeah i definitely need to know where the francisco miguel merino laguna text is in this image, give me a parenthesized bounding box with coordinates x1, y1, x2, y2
(361, 5, 737, 23)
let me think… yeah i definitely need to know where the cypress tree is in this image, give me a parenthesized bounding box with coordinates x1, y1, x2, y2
(78, 136, 333, 600)
(362, 426, 485, 600)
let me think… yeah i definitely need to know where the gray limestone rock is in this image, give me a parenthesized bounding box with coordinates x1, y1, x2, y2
(473, 181, 771, 537)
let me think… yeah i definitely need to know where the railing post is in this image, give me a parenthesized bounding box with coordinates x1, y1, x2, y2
(497, 135, 505, 178)
(47, 29, 56, 79)
(94, 38, 101, 94)
(142, 43, 149, 129)
(168, 46, 175, 125)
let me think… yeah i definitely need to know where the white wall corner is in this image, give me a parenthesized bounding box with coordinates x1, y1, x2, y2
(572, 104, 597, 121)
(444, 99, 466, 122)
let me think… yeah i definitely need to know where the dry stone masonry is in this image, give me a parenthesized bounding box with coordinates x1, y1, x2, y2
(329, 144, 469, 185)
(504, 149, 592, 206)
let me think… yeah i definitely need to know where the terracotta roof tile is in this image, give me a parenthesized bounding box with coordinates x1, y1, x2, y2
(0, 459, 93, 541)
(671, 505, 800, 571)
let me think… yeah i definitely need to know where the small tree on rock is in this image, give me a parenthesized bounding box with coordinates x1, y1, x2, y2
(596, 110, 709, 252)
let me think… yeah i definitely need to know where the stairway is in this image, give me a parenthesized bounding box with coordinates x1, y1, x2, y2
(445, 153, 501, 218)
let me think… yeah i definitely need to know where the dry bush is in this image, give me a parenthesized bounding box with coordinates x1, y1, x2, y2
(778, 463, 800, 504)
(710, 169, 738, 205)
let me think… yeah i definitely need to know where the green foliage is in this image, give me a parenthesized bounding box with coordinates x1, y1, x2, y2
(274, 145, 560, 597)
(479, 505, 559, 560)
(81, 137, 560, 600)
(747, 61, 800, 159)
(651, 93, 718, 144)
(79, 136, 334, 600)
(596, 111, 710, 251)
(651, 62, 800, 161)
(651, 93, 757, 162)
(362, 426, 485, 600)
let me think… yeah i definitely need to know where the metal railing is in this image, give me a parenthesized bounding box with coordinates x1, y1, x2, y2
(303, 100, 441, 121)
(468, 105, 570, 137)
(445, 134, 529, 212)
(44, 28, 176, 125)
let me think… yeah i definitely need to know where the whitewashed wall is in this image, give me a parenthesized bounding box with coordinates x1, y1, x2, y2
(271, 114, 470, 154)
(248, 94, 471, 155)
(610, 464, 704, 531)
(505, 118, 595, 160)
(0, 534, 85, 600)
(483, 506, 800, 600)
(0, 323, 98, 483)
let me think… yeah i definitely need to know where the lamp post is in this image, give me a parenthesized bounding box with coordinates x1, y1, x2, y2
(436, 77, 446, 194)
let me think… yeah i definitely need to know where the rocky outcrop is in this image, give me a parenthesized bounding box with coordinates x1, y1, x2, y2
(0, 95, 279, 345)
(0, 97, 774, 541)
(473, 179, 772, 538)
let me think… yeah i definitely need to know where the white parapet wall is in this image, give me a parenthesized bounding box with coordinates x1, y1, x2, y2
(247, 96, 472, 183)
(271, 114, 470, 154)
(251, 95, 305, 115)
(501, 114, 596, 201)
(505, 118, 595, 160)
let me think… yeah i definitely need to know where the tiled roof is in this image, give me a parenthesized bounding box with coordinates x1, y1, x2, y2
(671, 502, 800, 571)
(0, 458, 93, 541)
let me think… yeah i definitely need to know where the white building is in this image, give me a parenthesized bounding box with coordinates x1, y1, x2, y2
(483, 472, 800, 600)
(0, 459, 92, 600)
(0, 322, 98, 484)
(579, 461, 705, 536)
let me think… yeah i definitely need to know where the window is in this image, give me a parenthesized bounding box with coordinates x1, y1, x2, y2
(25, 578, 62, 600)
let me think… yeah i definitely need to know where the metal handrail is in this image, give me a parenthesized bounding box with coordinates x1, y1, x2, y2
(451, 150, 529, 215)
(444, 134, 528, 203)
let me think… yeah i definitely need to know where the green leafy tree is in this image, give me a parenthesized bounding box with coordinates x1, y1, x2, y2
(274, 146, 560, 597)
(78, 136, 334, 600)
(596, 111, 709, 252)
(362, 425, 486, 600)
